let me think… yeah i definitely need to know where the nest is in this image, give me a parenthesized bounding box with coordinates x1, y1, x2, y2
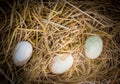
(0, 0, 120, 83)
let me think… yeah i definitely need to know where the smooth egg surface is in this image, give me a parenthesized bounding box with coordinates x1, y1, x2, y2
(85, 35, 103, 59)
(13, 41, 33, 66)
(49, 54, 74, 74)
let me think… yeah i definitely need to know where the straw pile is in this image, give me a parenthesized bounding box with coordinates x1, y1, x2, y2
(0, 0, 120, 83)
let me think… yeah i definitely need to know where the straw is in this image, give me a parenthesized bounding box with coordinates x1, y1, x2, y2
(0, 0, 120, 83)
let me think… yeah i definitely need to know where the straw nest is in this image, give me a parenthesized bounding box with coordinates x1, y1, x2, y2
(0, 0, 120, 84)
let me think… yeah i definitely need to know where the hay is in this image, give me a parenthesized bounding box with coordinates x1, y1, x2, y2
(0, 0, 120, 83)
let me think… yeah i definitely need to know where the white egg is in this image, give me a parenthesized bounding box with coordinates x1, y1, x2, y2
(49, 54, 74, 74)
(13, 41, 33, 66)
(84, 35, 103, 59)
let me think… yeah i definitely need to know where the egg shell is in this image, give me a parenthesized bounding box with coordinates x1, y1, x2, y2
(13, 41, 33, 66)
(49, 54, 74, 74)
(84, 35, 103, 59)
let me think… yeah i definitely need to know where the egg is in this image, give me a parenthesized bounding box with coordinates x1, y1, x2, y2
(13, 41, 33, 66)
(49, 54, 74, 74)
(84, 35, 103, 59)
